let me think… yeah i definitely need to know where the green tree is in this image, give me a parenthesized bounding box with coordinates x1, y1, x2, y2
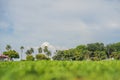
(26, 50, 31, 55)
(43, 46, 51, 57)
(44, 46, 48, 53)
(76, 45, 87, 51)
(46, 51, 51, 57)
(38, 47, 42, 53)
(52, 50, 65, 60)
(93, 51, 107, 60)
(6, 45, 12, 51)
(26, 48, 34, 55)
(30, 48, 34, 54)
(87, 43, 105, 52)
(36, 54, 49, 60)
(87, 43, 105, 59)
(73, 50, 84, 61)
(26, 55, 34, 61)
(82, 50, 91, 60)
(106, 44, 115, 58)
(110, 52, 120, 60)
(3, 50, 19, 60)
(110, 42, 120, 52)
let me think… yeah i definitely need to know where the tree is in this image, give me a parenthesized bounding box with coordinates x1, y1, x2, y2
(87, 43, 105, 59)
(43, 46, 48, 53)
(6, 45, 12, 51)
(20, 46, 24, 60)
(87, 43, 105, 52)
(43, 46, 51, 57)
(3, 50, 19, 60)
(72, 50, 84, 61)
(25, 48, 35, 61)
(26, 50, 31, 55)
(105, 44, 115, 58)
(93, 51, 107, 60)
(46, 51, 51, 57)
(38, 47, 42, 53)
(76, 45, 87, 51)
(26, 48, 34, 55)
(36, 54, 49, 60)
(53, 50, 63, 60)
(30, 48, 34, 54)
(110, 52, 120, 60)
(26, 55, 34, 61)
(82, 50, 91, 60)
(110, 42, 120, 52)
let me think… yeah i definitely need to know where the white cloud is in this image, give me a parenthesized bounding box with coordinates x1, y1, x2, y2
(106, 21, 120, 29)
(0, 0, 120, 51)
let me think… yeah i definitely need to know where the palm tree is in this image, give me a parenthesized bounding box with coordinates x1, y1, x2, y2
(46, 51, 51, 57)
(43, 46, 48, 53)
(6, 45, 11, 51)
(30, 48, 34, 54)
(43, 46, 51, 57)
(20, 46, 24, 60)
(38, 47, 42, 53)
(25, 48, 34, 55)
(26, 50, 31, 55)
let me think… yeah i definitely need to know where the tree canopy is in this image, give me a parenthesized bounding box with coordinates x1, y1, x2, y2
(2, 42, 120, 61)
(53, 42, 120, 61)
(3, 50, 19, 59)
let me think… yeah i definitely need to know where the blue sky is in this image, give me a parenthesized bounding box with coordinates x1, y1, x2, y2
(0, 0, 120, 52)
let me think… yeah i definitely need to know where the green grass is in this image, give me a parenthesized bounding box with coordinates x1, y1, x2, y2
(0, 60, 120, 80)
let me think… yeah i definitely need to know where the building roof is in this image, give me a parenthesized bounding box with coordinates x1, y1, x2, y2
(0, 54, 9, 58)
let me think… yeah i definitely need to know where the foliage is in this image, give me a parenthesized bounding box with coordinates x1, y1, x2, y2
(38, 47, 42, 53)
(110, 52, 120, 60)
(87, 42, 105, 52)
(3, 50, 19, 59)
(26, 55, 35, 61)
(36, 54, 49, 60)
(26, 50, 32, 55)
(53, 42, 120, 61)
(2, 42, 120, 61)
(43, 46, 51, 57)
(46, 51, 51, 57)
(43, 46, 48, 53)
(0, 61, 120, 80)
(5, 45, 12, 51)
(30, 48, 34, 53)
(25, 48, 34, 55)
(106, 42, 120, 58)
(53, 50, 67, 60)
(76, 45, 87, 51)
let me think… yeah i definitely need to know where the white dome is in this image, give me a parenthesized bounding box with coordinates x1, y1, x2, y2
(41, 42, 50, 47)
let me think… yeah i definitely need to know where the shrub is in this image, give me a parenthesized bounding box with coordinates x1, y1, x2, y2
(3, 50, 19, 58)
(36, 54, 49, 60)
(26, 55, 34, 61)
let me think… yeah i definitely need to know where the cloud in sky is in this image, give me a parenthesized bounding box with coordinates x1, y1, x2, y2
(0, 0, 120, 52)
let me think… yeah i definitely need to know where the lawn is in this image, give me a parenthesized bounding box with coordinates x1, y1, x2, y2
(0, 60, 120, 80)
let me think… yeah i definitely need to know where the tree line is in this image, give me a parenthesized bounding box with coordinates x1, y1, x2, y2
(1, 42, 120, 61)
(53, 42, 120, 61)
(2, 45, 51, 61)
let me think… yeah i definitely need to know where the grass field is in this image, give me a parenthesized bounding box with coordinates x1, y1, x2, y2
(0, 61, 120, 80)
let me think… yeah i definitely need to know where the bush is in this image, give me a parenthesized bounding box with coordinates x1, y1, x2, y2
(36, 54, 49, 60)
(90, 57, 100, 61)
(26, 55, 34, 61)
(3, 50, 19, 58)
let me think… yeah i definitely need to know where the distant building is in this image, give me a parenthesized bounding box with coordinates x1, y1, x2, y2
(0, 54, 9, 61)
